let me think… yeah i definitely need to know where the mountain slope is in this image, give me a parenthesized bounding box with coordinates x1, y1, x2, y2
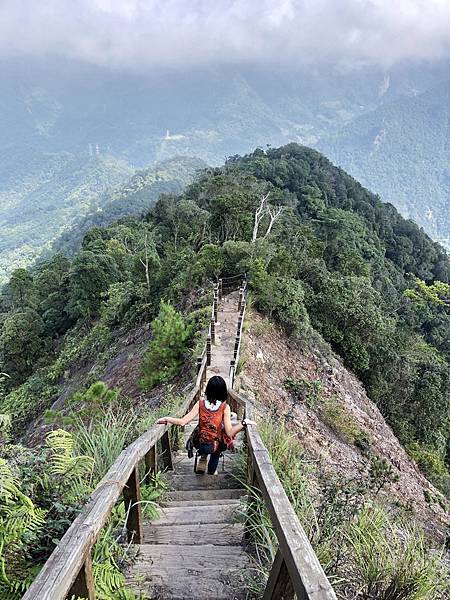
(2, 58, 449, 243)
(239, 310, 448, 540)
(1, 142, 449, 599)
(0, 150, 132, 284)
(319, 81, 450, 240)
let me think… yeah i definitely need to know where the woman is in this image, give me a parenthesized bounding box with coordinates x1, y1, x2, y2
(157, 375, 255, 474)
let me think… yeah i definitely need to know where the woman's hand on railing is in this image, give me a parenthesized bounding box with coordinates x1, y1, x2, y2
(157, 417, 173, 425)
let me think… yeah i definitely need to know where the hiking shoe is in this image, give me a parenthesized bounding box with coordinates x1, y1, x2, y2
(196, 454, 207, 474)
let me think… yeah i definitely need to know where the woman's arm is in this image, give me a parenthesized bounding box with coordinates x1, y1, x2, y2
(224, 405, 257, 437)
(223, 404, 234, 437)
(157, 401, 199, 427)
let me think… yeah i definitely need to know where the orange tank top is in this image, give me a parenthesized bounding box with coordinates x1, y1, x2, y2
(198, 399, 225, 445)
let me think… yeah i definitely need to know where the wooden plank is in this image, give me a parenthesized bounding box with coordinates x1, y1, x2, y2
(131, 543, 250, 567)
(67, 553, 95, 600)
(167, 472, 241, 491)
(142, 522, 244, 546)
(166, 488, 247, 502)
(127, 574, 245, 600)
(263, 549, 295, 600)
(149, 503, 242, 526)
(123, 467, 143, 544)
(144, 445, 157, 484)
(165, 498, 243, 507)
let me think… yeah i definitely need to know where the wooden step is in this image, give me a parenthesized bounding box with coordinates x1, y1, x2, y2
(142, 522, 244, 545)
(173, 459, 235, 475)
(166, 488, 247, 503)
(127, 544, 249, 599)
(165, 498, 244, 507)
(167, 473, 240, 491)
(149, 503, 243, 526)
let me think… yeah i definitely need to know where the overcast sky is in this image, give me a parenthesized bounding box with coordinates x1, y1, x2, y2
(0, 0, 449, 70)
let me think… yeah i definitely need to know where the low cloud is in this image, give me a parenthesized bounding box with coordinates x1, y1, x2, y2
(1, 0, 450, 70)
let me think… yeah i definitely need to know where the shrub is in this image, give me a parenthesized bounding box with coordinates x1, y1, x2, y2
(321, 396, 362, 444)
(283, 377, 322, 408)
(407, 442, 450, 498)
(345, 507, 450, 600)
(140, 301, 190, 389)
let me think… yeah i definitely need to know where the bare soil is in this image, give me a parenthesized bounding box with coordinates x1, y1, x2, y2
(236, 311, 449, 544)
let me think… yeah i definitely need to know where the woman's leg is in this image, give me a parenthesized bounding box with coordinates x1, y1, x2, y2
(197, 442, 214, 474)
(207, 449, 222, 474)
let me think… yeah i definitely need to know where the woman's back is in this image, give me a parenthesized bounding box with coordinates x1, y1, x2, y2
(199, 398, 225, 445)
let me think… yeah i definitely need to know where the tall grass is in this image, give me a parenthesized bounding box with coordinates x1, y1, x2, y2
(75, 411, 135, 482)
(242, 419, 450, 600)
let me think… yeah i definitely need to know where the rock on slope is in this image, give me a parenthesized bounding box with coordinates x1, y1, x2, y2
(236, 311, 449, 543)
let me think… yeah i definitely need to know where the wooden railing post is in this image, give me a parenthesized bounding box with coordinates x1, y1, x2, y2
(237, 316, 243, 336)
(210, 318, 216, 344)
(196, 356, 202, 374)
(219, 278, 223, 299)
(160, 430, 174, 471)
(244, 462, 260, 542)
(229, 359, 235, 387)
(123, 467, 143, 544)
(213, 294, 218, 322)
(207, 336, 212, 366)
(263, 549, 295, 600)
(234, 336, 239, 359)
(238, 288, 243, 311)
(144, 444, 157, 484)
(68, 553, 95, 600)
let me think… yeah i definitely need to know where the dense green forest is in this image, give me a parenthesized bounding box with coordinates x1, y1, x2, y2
(1, 144, 449, 598)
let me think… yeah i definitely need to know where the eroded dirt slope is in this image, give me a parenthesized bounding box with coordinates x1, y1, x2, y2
(236, 311, 449, 543)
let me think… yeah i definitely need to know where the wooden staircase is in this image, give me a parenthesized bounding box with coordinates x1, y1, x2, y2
(127, 423, 249, 599)
(126, 289, 251, 599)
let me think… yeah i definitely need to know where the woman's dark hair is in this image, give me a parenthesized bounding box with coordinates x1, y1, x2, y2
(205, 376, 228, 405)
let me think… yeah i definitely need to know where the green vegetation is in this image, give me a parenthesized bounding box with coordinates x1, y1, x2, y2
(0, 142, 449, 594)
(321, 396, 365, 444)
(1, 382, 174, 599)
(0, 151, 204, 286)
(140, 301, 191, 389)
(283, 377, 322, 408)
(240, 420, 449, 599)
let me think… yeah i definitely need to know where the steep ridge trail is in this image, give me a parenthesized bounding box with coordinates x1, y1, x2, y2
(23, 275, 336, 600)
(126, 287, 250, 599)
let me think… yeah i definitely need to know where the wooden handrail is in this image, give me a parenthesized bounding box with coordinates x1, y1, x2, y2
(230, 277, 247, 387)
(229, 390, 337, 600)
(22, 388, 200, 600)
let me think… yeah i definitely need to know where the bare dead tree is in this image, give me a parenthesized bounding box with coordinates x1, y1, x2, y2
(252, 193, 270, 242)
(263, 205, 284, 239)
(139, 233, 151, 291)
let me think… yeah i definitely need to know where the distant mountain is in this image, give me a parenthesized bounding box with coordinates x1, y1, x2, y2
(319, 81, 450, 241)
(52, 155, 206, 256)
(1, 57, 449, 255)
(0, 149, 132, 284)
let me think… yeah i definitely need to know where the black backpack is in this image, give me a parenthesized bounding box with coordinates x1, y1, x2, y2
(185, 425, 200, 458)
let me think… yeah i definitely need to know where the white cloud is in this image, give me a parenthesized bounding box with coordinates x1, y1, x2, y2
(0, 0, 449, 70)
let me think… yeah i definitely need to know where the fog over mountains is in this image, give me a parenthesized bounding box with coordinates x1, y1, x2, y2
(2, 59, 449, 223)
